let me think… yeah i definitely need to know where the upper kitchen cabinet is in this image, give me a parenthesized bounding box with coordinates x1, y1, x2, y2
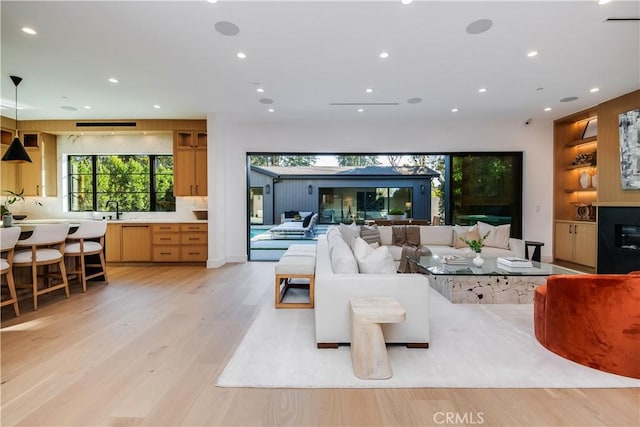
(20, 132, 58, 196)
(174, 130, 207, 196)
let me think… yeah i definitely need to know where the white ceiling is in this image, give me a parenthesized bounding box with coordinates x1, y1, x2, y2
(1, 0, 639, 124)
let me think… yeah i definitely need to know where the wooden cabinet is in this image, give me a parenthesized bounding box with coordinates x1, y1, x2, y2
(105, 223, 122, 262)
(122, 224, 151, 261)
(106, 222, 207, 264)
(173, 130, 207, 196)
(152, 223, 181, 262)
(179, 223, 208, 262)
(554, 221, 597, 267)
(20, 132, 57, 196)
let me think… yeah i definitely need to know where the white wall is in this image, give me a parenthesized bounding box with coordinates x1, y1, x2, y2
(207, 114, 554, 267)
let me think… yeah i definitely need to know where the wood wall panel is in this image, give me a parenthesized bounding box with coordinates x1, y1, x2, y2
(0, 118, 207, 133)
(596, 90, 640, 204)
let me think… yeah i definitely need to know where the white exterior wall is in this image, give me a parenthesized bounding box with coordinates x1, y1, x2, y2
(207, 114, 554, 267)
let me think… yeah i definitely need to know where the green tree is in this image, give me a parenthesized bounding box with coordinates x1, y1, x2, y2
(336, 155, 380, 166)
(251, 155, 317, 167)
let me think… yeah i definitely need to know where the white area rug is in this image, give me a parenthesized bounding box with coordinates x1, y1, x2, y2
(216, 288, 639, 388)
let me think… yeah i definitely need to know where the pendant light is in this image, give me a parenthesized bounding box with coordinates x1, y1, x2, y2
(1, 75, 32, 163)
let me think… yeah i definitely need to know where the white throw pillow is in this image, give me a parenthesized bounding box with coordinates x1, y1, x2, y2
(352, 237, 374, 260)
(420, 225, 454, 246)
(339, 223, 360, 245)
(477, 221, 511, 249)
(330, 238, 359, 274)
(355, 245, 397, 274)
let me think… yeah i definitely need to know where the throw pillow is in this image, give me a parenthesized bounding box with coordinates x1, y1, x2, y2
(453, 224, 480, 249)
(477, 221, 511, 249)
(339, 223, 360, 244)
(356, 245, 397, 274)
(392, 225, 407, 245)
(406, 226, 420, 246)
(360, 224, 382, 246)
(330, 238, 359, 274)
(302, 213, 314, 227)
(352, 237, 374, 260)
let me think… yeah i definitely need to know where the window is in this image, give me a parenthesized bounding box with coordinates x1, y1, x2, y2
(250, 187, 264, 224)
(318, 187, 413, 223)
(68, 154, 175, 212)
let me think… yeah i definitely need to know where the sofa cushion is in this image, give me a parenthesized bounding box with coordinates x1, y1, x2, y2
(420, 226, 453, 246)
(330, 238, 359, 274)
(360, 224, 382, 246)
(453, 224, 480, 249)
(478, 221, 510, 249)
(352, 238, 397, 274)
(378, 226, 393, 245)
(339, 223, 360, 245)
(302, 213, 314, 227)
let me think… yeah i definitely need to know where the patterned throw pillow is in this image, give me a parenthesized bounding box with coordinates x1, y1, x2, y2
(360, 224, 382, 246)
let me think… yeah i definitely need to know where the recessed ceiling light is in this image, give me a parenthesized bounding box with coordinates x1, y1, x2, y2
(83, 105, 92, 110)
(544, 107, 552, 112)
(478, 88, 487, 93)
(379, 51, 389, 59)
(366, 88, 374, 93)
(451, 108, 459, 113)
(108, 78, 118, 84)
(401, 0, 414, 4)
(527, 50, 539, 58)
(256, 88, 264, 93)
(466, 19, 493, 35)
(268, 108, 275, 113)
(590, 87, 600, 93)
(598, 0, 611, 4)
(206, 0, 218, 3)
(357, 108, 364, 112)
(236, 52, 247, 59)
(22, 27, 37, 35)
(153, 104, 161, 109)
(215, 21, 240, 36)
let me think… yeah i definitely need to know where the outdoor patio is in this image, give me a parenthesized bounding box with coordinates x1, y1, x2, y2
(249, 225, 328, 261)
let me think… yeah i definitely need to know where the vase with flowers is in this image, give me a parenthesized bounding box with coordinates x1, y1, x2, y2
(459, 230, 490, 266)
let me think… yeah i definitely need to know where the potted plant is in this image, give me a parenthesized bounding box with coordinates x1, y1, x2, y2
(386, 208, 406, 220)
(459, 231, 491, 266)
(2, 189, 39, 226)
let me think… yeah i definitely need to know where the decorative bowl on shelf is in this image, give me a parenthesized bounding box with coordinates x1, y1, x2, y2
(192, 210, 208, 220)
(12, 214, 27, 220)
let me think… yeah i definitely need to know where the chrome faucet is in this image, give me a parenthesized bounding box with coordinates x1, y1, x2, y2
(105, 200, 121, 220)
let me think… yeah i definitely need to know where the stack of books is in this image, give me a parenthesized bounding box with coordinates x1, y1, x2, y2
(442, 255, 468, 265)
(497, 256, 533, 269)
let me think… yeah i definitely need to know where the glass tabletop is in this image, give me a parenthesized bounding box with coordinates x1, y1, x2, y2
(414, 255, 581, 276)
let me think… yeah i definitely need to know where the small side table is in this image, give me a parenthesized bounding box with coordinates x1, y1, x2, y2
(525, 241, 544, 262)
(350, 297, 406, 380)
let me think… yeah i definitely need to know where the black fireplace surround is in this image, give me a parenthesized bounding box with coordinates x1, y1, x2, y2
(598, 207, 640, 273)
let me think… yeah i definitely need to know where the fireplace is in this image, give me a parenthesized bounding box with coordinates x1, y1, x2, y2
(598, 207, 640, 273)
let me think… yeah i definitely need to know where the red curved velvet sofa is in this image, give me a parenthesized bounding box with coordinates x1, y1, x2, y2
(534, 273, 640, 379)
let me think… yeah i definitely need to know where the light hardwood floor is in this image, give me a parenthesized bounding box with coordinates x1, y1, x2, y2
(1, 262, 638, 426)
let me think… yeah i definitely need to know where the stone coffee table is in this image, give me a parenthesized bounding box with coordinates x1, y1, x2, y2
(412, 255, 580, 304)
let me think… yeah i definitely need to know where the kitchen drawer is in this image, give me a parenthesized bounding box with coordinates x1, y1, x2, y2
(181, 245, 207, 262)
(153, 224, 180, 233)
(181, 233, 207, 245)
(153, 246, 180, 262)
(153, 233, 180, 245)
(181, 223, 207, 232)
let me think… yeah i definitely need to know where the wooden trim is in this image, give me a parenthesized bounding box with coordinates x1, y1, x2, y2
(0, 117, 207, 133)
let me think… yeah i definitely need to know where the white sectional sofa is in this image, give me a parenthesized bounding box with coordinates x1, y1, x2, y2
(312, 222, 526, 347)
(314, 233, 431, 347)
